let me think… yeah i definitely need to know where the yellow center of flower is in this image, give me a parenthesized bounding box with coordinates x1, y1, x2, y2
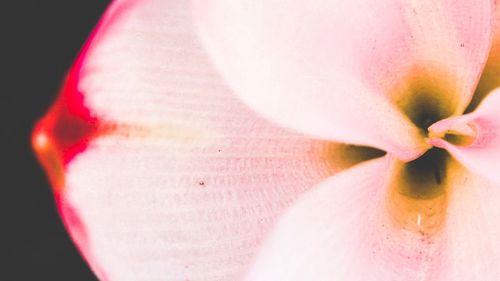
(384, 68, 475, 236)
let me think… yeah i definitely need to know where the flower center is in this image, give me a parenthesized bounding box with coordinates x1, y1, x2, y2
(398, 148, 449, 197)
(407, 94, 450, 131)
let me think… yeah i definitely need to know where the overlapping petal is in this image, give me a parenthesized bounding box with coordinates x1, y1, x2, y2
(32, 0, 500, 280)
(244, 157, 500, 281)
(193, 0, 493, 160)
(243, 157, 446, 281)
(437, 161, 500, 280)
(34, 0, 374, 280)
(429, 88, 500, 185)
(64, 130, 337, 281)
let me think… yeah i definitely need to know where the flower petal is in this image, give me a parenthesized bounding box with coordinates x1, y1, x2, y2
(466, 2, 500, 111)
(192, 0, 493, 160)
(63, 127, 336, 281)
(243, 156, 446, 281)
(32, 0, 381, 280)
(244, 157, 500, 281)
(428, 88, 500, 185)
(436, 160, 500, 280)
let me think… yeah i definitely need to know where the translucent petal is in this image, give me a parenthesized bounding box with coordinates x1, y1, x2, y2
(32, 0, 372, 279)
(243, 157, 446, 281)
(193, 0, 493, 160)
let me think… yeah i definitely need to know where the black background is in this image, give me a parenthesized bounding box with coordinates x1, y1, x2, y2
(2, 1, 109, 280)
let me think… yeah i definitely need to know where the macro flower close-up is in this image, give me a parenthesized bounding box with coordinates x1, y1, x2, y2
(33, 0, 500, 280)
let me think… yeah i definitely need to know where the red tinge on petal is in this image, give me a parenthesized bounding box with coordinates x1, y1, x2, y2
(30, 9, 116, 192)
(32, 67, 101, 192)
(30, 59, 113, 280)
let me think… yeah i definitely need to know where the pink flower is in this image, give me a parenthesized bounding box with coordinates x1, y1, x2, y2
(32, 0, 500, 280)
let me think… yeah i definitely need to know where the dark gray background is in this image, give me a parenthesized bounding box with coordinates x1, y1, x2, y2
(2, 1, 110, 280)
